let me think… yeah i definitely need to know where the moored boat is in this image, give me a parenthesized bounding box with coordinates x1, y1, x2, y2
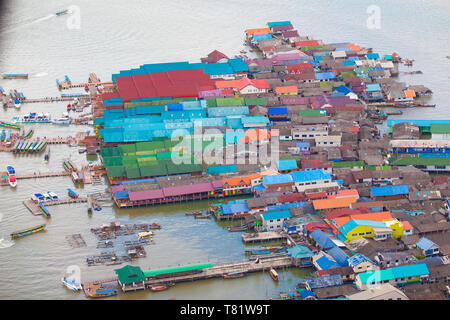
(150, 284, 171, 291)
(67, 188, 79, 199)
(61, 277, 82, 292)
(149, 223, 161, 229)
(223, 271, 246, 279)
(269, 267, 279, 281)
(10, 224, 46, 239)
(7, 165, 16, 187)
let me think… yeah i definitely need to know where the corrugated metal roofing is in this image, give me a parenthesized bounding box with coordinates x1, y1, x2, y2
(291, 169, 330, 183)
(263, 174, 294, 185)
(415, 237, 437, 251)
(326, 247, 349, 267)
(315, 254, 339, 270)
(287, 245, 314, 259)
(261, 210, 291, 221)
(277, 159, 298, 171)
(370, 185, 409, 197)
(310, 230, 337, 249)
(348, 253, 376, 267)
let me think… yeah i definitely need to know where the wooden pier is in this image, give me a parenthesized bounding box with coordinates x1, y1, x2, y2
(13, 96, 92, 104)
(16, 171, 70, 180)
(24, 198, 88, 216)
(241, 231, 287, 243)
(143, 256, 294, 288)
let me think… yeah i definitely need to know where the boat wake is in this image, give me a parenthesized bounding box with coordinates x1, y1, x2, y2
(2, 14, 55, 34)
(0, 238, 15, 249)
(34, 72, 49, 78)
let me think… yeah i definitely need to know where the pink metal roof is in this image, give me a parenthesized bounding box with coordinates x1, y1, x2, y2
(129, 189, 165, 201)
(162, 182, 213, 197)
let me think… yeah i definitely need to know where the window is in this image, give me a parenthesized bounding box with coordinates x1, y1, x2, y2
(366, 232, 372, 235)
(329, 142, 333, 145)
(277, 219, 281, 222)
(352, 234, 357, 237)
(358, 233, 365, 236)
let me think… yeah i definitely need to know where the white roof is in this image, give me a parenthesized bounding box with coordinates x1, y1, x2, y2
(347, 283, 408, 300)
(390, 139, 450, 148)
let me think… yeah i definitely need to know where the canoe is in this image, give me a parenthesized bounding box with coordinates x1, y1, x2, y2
(10, 224, 46, 239)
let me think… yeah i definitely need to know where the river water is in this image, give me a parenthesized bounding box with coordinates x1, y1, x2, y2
(0, 0, 449, 300)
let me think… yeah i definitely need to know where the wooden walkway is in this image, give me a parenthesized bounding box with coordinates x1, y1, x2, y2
(83, 255, 295, 295)
(24, 198, 88, 216)
(143, 256, 294, 288)
(16, 171, 70, 180)
(20, 97, 91, 104)
(241, 231, 287, 243)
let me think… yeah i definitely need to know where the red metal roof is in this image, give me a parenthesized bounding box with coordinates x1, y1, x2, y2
(278, 193, 306, 203)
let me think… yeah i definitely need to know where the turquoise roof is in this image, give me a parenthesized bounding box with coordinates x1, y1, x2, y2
(339, 219, 387, 235)
(358, 268, 396, 284)
(241, 116, 269, 124)
(261, 210, 291, 221)
(287, 245, 314, 259)
(366, 84, 381, 92)
(392, 263, 429, 278)
(277, 159, 298, 171)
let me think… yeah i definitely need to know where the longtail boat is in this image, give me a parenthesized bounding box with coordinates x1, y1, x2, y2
(10, 224, 46, 239)
(270, 267, 279, 281)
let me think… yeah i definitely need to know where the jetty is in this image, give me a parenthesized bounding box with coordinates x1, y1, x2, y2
(23, 198, 88, 216)
(82, 255, 294, 295)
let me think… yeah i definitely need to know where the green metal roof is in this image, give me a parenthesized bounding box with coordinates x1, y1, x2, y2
(298, 110, 326, 116)
(332, 161, 365, 168)
(393, 156, 450, 166)
(115, 265, 146, 284)
(144, 262, 213, 277)
(430, 123, 450, 134)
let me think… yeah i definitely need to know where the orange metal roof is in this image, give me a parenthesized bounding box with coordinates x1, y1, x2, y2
(403, 89, 416, 98)
(312, 197, 357, 210)
(402, 221, 414, 230)
(334, 211, 393, 228)
(328, 189, 359, 199)
(275, 86, 298, 94)
(245, 28, 271, 35)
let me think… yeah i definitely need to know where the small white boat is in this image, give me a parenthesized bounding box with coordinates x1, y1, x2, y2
(61, 277, 82, 292)
(52, 113, 71, 125)
(6, 166, 16, 187)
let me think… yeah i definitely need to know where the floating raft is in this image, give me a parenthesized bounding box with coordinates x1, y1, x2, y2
(10, 224, 46, 239)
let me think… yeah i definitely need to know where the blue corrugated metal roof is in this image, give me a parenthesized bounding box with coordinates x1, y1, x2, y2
(370, 185, 409, 197)
(261, 210, 291, 221)
(348, 253, 375, 267)
(291, 169, 331, 183)
(263, 174, 293, 185)
(315, 71, 336, 80)
(310, 230, 337, 250)
(315, 254, 339, 270)
(221, 203, 250, 215)
(416, 237, 437, 251)
(327, 247, 349, 267)
(268, 107, 287, 115)
(306, 274, 343, 289)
